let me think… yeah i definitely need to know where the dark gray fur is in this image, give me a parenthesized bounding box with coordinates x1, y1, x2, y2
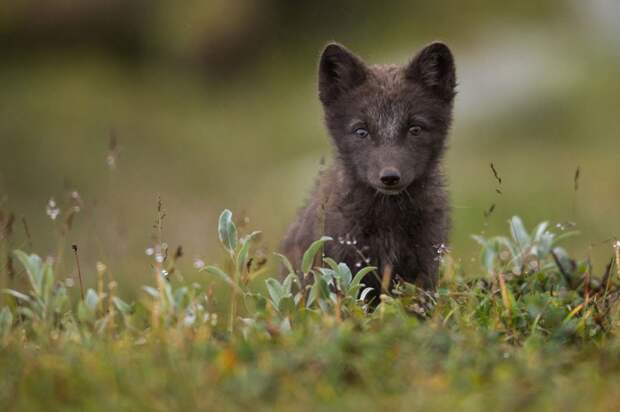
(282, 42, 456, 292)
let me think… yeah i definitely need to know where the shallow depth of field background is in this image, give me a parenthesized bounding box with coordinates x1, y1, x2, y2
(1, 1, 619, 293)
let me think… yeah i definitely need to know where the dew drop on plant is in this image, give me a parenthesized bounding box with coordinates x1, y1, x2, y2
(155, 253, 164, 263)
(145, 247, 154, 256)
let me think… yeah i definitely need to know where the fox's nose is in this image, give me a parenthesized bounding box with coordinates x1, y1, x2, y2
(380, 168, 401, 186)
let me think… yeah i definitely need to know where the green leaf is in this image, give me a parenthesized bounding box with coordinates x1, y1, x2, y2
(265, 278, 285, 308)
(301, 236, 332, 273)
(482, 244, 496, 274)
(217, 209, 238, 254)
(336, 263, 352, 288)
(41, 263, 55, 304)
(278, 295, 295, 315)
(282, 273, 299, 294)
(112, 296, 133, 315)
(163, 282, 175, 308)
(2, 288, 31, 303)
(142, 286, 160, 299)
(349, 266, 377, 297)
(307, 270, 330, 309)
(237, 231, 261, 274)
(203, 265, 242, 293)
(533, 221, 549, 242)
(84, 289, 99, 311)
(0, 307, 13, 337)
(274, 253, 296, 276)
(509, 216, 531, 252)
(471, 235, 488, 247)
(360, 287, 374, 301)
(323, 257, 339, 271)
(13, 250, 44, 296)
(245, 292, 267, 312)
(174, 287, 189, 308)
(318, 267, 336, 284)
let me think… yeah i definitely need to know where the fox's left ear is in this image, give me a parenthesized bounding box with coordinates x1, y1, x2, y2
(406, 42, 456, 101)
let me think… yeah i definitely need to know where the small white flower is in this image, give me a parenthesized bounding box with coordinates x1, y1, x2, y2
(46, 198, 60, 220)
(184, 311, 196, 327)
(433, 243, 450, 262)
(155, 253, 164, 263)
(145, 247, 154, 256)
(193, 258, 206, 269)
(106, 154, 116, 169)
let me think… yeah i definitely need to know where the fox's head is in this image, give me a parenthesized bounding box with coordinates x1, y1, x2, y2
(318, 42, 456, 195)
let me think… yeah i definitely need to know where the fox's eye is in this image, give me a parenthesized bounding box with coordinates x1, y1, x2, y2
(354, 128, 369, 138)
(408, 125, 422, 136)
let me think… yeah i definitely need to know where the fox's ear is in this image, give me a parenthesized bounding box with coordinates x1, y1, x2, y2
(406, 42, 456, 101)
(318, 43, 367, 105)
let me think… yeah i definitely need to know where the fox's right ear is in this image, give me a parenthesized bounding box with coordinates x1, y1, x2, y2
(318, 43, 367, 105)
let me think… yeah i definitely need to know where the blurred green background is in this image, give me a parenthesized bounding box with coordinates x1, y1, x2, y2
(1, 0, 619, 290)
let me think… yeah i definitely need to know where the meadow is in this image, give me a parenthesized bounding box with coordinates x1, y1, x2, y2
(2, 2, 620, 410)
(1, 208, 620, 411)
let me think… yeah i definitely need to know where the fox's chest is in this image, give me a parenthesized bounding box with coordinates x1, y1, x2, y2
(328, 225, 420, 274)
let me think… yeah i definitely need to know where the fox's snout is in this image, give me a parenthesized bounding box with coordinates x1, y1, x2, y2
(379, 167, 401, 187)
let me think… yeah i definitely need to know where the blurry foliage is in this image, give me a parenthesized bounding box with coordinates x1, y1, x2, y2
(1, 210, 620, 409)
(1, 0, 560, 74)
(0, 0, 619, 298)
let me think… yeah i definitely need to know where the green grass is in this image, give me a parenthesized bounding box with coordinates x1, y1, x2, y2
(1, 210, 619, 411)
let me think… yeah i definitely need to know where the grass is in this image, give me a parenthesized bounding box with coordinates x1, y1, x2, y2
(1, 208, 620, 411)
